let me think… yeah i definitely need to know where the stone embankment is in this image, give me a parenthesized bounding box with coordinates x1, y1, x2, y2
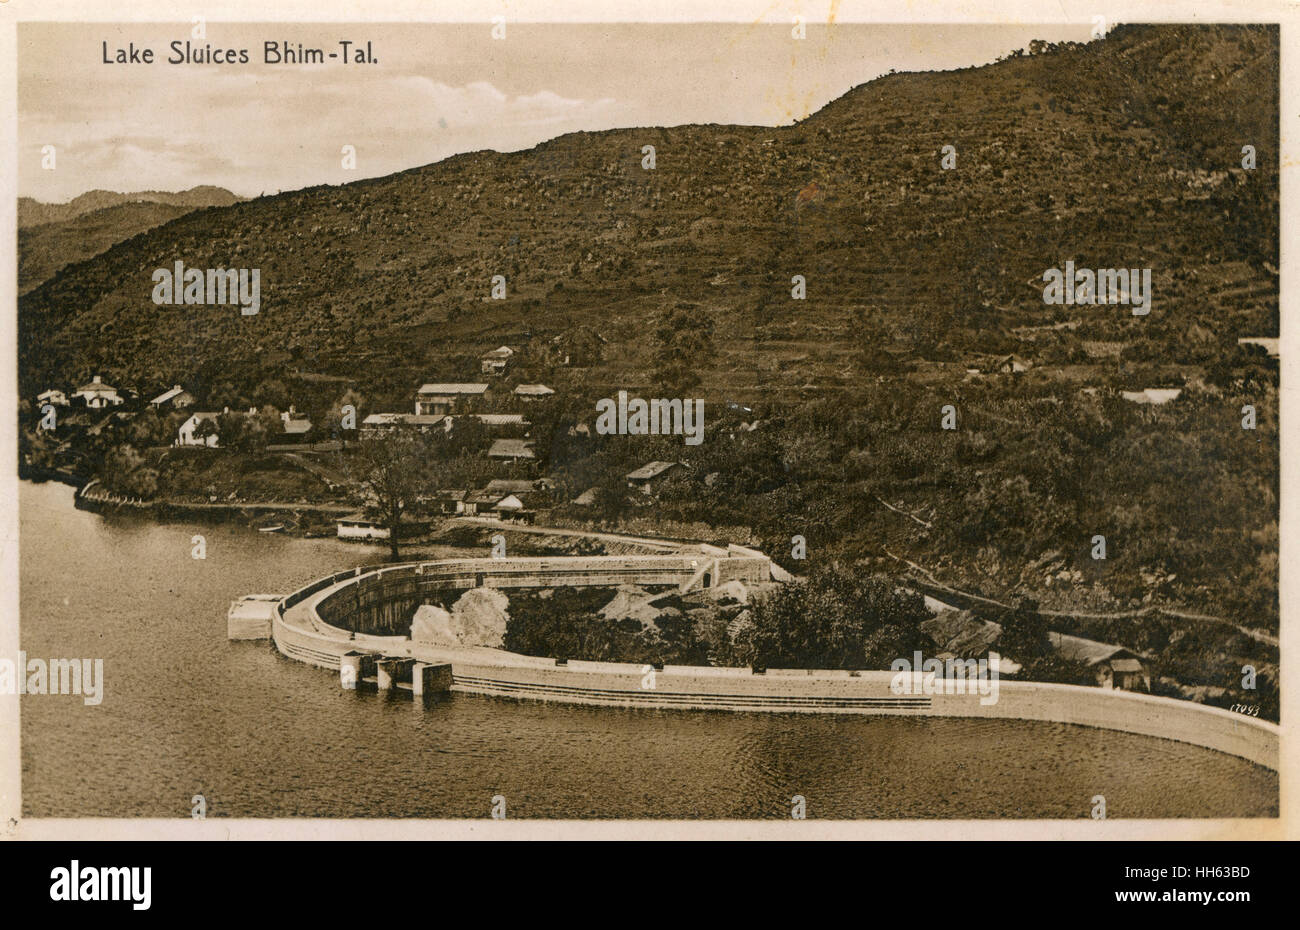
(239, 549, 1278, 771)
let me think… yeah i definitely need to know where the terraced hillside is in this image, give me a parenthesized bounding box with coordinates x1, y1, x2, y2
(18, 24, 1276, 402)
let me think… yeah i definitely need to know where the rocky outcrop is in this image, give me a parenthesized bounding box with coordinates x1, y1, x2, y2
(411, 587, 510, 648)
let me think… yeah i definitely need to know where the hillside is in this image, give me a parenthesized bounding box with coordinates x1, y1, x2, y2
(20, 201, 193, 294)
(17, 25, 1276, 402)
(18, 186, 245, 295)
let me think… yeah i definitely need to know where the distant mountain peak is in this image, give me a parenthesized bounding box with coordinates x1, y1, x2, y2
(19, 187, 244, 229)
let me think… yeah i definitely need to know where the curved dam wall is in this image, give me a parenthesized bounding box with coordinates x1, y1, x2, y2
(269, 557, 1279, 771)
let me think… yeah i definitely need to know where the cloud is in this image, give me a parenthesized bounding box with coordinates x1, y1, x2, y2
(21, 72, 620, 200)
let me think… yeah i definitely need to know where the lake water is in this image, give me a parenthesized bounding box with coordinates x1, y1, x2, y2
(18, 480, 1278, 819)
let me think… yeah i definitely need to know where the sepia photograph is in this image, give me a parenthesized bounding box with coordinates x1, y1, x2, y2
(1, 0, 1289, 862)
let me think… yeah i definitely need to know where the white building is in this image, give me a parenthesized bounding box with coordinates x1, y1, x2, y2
(480, 346, 514, 375)
(73, 376, 123, 409)
(150, 385, 196, 408)
(414, 383, 490, 416)
(360, 412, 446, 439)
(36, 388, 69, 407)
(337, 513, 390, 540)
(177, 411, 221, 447)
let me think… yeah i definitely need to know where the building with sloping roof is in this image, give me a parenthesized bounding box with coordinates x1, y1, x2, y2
(150, 385, 195, 408)
(920, 609, 1003, 660)
(480, 346, 514, 375)
(1237, 336, 1279, 359)
(177, 411, 221, 447)
(1048, 632, 1150, 691)
(626, 461, 684, 493)
(73, 375, 123, 409)
(491, 494, 535, 523)
(442, 413, 529, 434)
(415, 383, 491, 416)
(1120, 388, 1182, 406)
(484, 479, 542, 495)
(513, 383, 555, 401)
(571, 487, 599, 507)
(427, 489, 467, 514)
(464, 488, 505, 515)
(487, 438, 535, 462)
(280, 406, 312, 437)
(360, 413, 446, 439)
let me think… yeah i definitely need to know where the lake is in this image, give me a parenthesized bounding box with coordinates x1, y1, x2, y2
(18, 480, 1277, 819)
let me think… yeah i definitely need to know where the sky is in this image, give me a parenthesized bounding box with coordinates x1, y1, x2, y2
(19, 22, 1094, 202)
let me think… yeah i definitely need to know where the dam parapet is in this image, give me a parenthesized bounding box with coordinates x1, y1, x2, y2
(232, 546, 1279, 771)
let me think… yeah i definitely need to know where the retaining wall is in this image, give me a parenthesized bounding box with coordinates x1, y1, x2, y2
(268, 557, 1280, 770)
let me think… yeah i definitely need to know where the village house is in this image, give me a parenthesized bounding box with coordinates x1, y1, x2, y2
(463, 487, 506, 516)
(626, 461, 685, 494)
(336, 512, 389, 540)
(483, 478, 554, 496)
(279, 406, 313, 438)
(571, 487, 600, 507)
(921, 608, 1148, 690)
(149, 385, 196, 409)
(36, 388, 69, 407)
(73, 375, 123, 409)
(415, 383, 490, 416)
(486, 438, 536, 463)
(490, 494, 535, 524)
(175, 406, 265, 447)
(177, 411, 221, 447)
(426, 489, 467, 515)
(480, 478, 551, 516)
(336, 512, 432, 542)
(996, 355, 1032, 374)
(920, 609, 1018, 669)
(479, 346, 514, 376)
(360, 413, 446, 440)
(442, 413, 529, 434)
(513, 383, 555, 402)
(1047, 632, 1151, 691)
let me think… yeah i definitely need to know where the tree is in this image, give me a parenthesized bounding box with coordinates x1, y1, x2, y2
(746, 565, 930, 669)
(217, 409, 271, 454)
(216, 411, 249, 449)
(998, 596, 1051, 662)
(321, 388, 365, 445)
(343, 430, 436, 560)
(192, 416, 218, 447)
(99, 444, 159, 499)
(442, 415, 487, 458)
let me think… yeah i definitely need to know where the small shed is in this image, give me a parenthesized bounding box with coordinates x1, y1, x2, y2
(626, 461, 685, 494)
(487, 438, 536, 462)
(1048, 632, 1150, 691)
